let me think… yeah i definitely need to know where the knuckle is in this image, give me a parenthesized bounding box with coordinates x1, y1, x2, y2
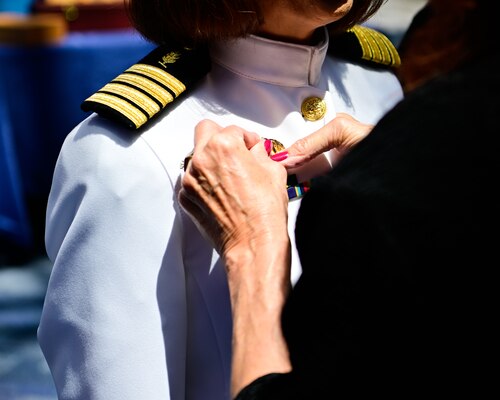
(292, 137, 309, 155)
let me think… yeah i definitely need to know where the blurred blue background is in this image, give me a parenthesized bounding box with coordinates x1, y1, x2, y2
(0, 0, 34, 14)
(0, 1, 426, 399)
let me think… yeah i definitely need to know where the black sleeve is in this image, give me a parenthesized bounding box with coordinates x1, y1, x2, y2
(235, 58, 497, 397)
(235, 373, 298, 400)
(285, 61, 497, 395)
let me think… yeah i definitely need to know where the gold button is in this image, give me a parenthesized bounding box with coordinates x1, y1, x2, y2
(301, 96, 326, 121)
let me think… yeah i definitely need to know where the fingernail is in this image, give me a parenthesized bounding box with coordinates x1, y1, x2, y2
(270, 151, 288, 161)
(264, 139, 272, 155)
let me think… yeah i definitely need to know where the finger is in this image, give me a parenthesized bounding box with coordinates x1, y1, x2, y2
(192, 121, 261, 166)
(280, 113, 372, 168)
(242, 129, 261, 150)
(277, 124, 336, 169)
(193, 119, 224, 151)
(187, 121, 245, 176)
(182, 120, 223, 173)
(250, 138, 275, 163)
(194, 124, 266, 174)
(178, 188, 223, 252)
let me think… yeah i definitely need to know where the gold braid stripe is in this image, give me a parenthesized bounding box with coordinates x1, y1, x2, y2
(127, 64, 186, 96)
(380, 30, 401, 66)
(353, 26, 378, 63)
(86, 92, 148, 128)
(352, 26, 384, 64)
(364, 27, 401, 67)
(350, 26, 400, 67)
(114, 73, 174, 107)
(101, 83, 160, 117)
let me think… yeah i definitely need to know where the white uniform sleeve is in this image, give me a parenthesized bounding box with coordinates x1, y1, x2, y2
(38, 116, 183, 400)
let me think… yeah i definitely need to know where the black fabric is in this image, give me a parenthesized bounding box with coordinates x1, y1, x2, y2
(80, 44, 211, 130)
(329, 27, 398, 69)
(235, 373, 300, 400)
(239, 51, 499, 398)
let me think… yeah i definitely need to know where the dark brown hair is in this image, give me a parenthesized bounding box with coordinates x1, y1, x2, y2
(397, 0, 494, 92)
(127, 0, 386, 47)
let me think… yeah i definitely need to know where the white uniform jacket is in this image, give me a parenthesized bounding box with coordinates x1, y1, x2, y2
(38, 28, 403, 400)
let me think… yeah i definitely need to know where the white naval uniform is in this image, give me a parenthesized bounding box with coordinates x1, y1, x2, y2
(38, 28, 403, 400)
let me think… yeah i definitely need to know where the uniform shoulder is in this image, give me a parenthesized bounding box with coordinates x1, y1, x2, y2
(81, 44, 211, 131)
(329, 25, 401, 69)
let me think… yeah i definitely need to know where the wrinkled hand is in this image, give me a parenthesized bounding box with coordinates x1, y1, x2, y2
(179, 119, 289, 259)
(280, 113, 373, 169)
(180, 120, 293, 397)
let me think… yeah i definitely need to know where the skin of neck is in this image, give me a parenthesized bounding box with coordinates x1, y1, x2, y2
(257, 0, 353, 44)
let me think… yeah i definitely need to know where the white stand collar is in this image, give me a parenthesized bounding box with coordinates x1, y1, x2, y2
(209, 27, 329, 87)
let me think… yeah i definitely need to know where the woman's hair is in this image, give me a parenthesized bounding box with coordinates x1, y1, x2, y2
(327, 0, 386, 36)
(397, 0, 493, 92)
(126, 0, 386, 47)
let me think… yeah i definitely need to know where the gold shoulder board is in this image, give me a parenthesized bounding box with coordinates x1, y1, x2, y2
(330, 25, 401, 68)
(81, 45, 211, 130)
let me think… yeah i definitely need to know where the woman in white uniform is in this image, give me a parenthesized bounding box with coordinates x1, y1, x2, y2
(38, 1, 403, 399)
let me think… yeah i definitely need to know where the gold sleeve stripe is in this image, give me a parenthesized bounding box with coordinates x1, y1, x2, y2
(364, 27, 401, 67)
(100, 83, 160, 117)
(126, 64, 186, 96)
(114, 73, 174, 107)
(381, 32, 401, 67)
(350, 26, 401, 67)
(85, 92, 148, 128)
(352, 26, 386, 64)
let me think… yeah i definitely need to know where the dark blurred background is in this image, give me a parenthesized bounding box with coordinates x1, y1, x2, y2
(0, 1, 425, 399)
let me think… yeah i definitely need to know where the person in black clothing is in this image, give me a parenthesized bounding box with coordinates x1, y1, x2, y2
(179, 0, 497, 397)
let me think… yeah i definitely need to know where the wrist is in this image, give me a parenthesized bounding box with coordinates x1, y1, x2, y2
(224, 231, 291, 303)
(224, 233, 292, 397)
